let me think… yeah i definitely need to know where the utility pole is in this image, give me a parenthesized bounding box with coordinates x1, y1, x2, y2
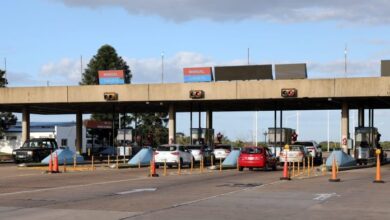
(161, 51, 164, 83)
(344, 44, 348, 78)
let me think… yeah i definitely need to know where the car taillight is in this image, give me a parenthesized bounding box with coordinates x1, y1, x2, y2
(155, 152, 159, 155)
(171, 152, 179, 156)
(225, 150, 231, 153)
(298, 152, 303, 156)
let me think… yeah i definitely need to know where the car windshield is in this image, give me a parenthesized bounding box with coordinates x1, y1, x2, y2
(290, 146, 303, 151)
(294, 142, 314, 146)
(214, 145, 231, 150)
(242, 147, 263, 154)
(187, 145, 202, 150)
(22, 140, 55, 149)
(157, 146, 177, 151)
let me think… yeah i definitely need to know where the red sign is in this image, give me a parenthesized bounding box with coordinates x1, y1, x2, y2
(83, 120, 112, 129)
(183, 67, 212, 76)
(98, 70, 124, 78)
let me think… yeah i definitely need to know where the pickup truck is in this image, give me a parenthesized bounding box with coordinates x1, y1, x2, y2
(12, 138, 59, 163)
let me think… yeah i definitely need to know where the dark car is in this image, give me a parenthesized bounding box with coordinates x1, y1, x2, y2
(12, 138, 58, 163)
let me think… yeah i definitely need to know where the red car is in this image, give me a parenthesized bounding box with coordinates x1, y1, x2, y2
(238, 146, 277, 171)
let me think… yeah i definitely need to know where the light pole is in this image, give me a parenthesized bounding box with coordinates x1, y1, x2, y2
(161, 51, 164, 83)
(263, 131, 267, 145)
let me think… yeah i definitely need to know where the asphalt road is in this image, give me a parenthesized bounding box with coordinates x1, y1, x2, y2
(0, 164, 388, 220)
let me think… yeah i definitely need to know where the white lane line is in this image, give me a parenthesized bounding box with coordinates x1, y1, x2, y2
(0, 176, 149, 197)
(116, 188, 157, 195)
(313, 193, 340, 201)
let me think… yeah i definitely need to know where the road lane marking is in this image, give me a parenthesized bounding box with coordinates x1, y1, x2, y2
(313, 193, 340, 201)
(0, 176, 149, 197)
(115, 188, 157, 195)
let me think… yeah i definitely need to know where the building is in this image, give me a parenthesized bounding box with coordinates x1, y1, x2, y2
(0, 122, 86, 154)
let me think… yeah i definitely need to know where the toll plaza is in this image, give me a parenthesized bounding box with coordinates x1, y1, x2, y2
(1, 76, 390, 157)
(1, 71, 390, 219)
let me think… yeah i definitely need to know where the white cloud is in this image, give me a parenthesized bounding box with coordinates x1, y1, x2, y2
(308, 60, 380, 78)
(54, 0, 390, 24)
(39, 58, 82, 85)
(126, 51, 216, 83)
(37, 52, 381, 87)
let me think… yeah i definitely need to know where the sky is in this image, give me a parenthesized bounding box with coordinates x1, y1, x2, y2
(1, 0, 390, 142)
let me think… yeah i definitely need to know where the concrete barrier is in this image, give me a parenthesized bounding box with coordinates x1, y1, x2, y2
(128, 147, 153, 166)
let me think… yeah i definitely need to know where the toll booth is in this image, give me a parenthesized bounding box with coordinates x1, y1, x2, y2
(191, 128, 214, 147)
(267, 128, 295, 158)
(354, 127, 378, 165)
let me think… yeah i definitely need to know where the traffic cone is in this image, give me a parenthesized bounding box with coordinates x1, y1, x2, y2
(374, 151, 384, 183)
(48, 152, 53, 173)
(149, 152, 159, 177)
(329, 157, 340, 182)
(280, 154, 291, 180)
(53, 152, 59, 173)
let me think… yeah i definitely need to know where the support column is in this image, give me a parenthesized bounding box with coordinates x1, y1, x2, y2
(206, 110, 213, 146)
(76, 112, 83, 154)
(190, 103, 193, 144)
(22, 107, 30, 144)
(206, 110, 213, 130)
(168, 104, 176, 144)
(341, 102, 350, 153)
(358, 108, 364, 127)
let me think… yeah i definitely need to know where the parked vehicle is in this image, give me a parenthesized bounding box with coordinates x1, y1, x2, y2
(155, 144, 193, 168)
(213, 144, 232, 161)
(12, 138, 59, 163)
(269, 145, 283, 159)
(238, 146, 277, 171)
(279, 145, 308, 164)
(186, 145, 215, 164)
(294, 141, 322, 163)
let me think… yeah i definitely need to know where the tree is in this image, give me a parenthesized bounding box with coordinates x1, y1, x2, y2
(80, 44, 131, 85)
(0, 69, 17, 135)
(80, 45, 168, 147)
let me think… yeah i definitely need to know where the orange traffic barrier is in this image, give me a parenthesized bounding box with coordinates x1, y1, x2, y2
(374, 149, 384, 183)
(48, 152, 53, 173)
(53, 152, 59, 173)
(149, 152, 159, 177)
(280, 153, 291, 180)
(329, 157, 340, 182)
(63, 156, 66, 173)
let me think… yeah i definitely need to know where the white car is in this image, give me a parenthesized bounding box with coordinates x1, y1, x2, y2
(186, 145, 205, 162)
(213, 144, 232, 160)
(155, 144, 193, 168)
(279, 145, 308, 163)
(294, 141, 322, 163)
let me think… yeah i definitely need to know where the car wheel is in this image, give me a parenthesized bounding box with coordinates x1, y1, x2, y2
(272, 163, 277, 171)
(263, 163, 269, 171)
(238, 166, 243, 171)
(180, 158, 183, 167)
(155, 165, 160, 169)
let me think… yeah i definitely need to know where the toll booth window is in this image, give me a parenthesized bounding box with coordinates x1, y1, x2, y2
(61, 139, 67, 146)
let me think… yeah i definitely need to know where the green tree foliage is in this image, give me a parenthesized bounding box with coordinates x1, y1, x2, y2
(80, 45, 168, 146)
(0, 69, 17, 135)
(80, 44, 131, 85)
(133, 113, 168, 147)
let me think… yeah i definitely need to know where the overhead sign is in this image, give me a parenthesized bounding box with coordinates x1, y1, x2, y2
(98, 70, 125, 85)
(214, 65, 273, 81)
(183, 67, 213, 83)
(83, 120, 112, 129)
